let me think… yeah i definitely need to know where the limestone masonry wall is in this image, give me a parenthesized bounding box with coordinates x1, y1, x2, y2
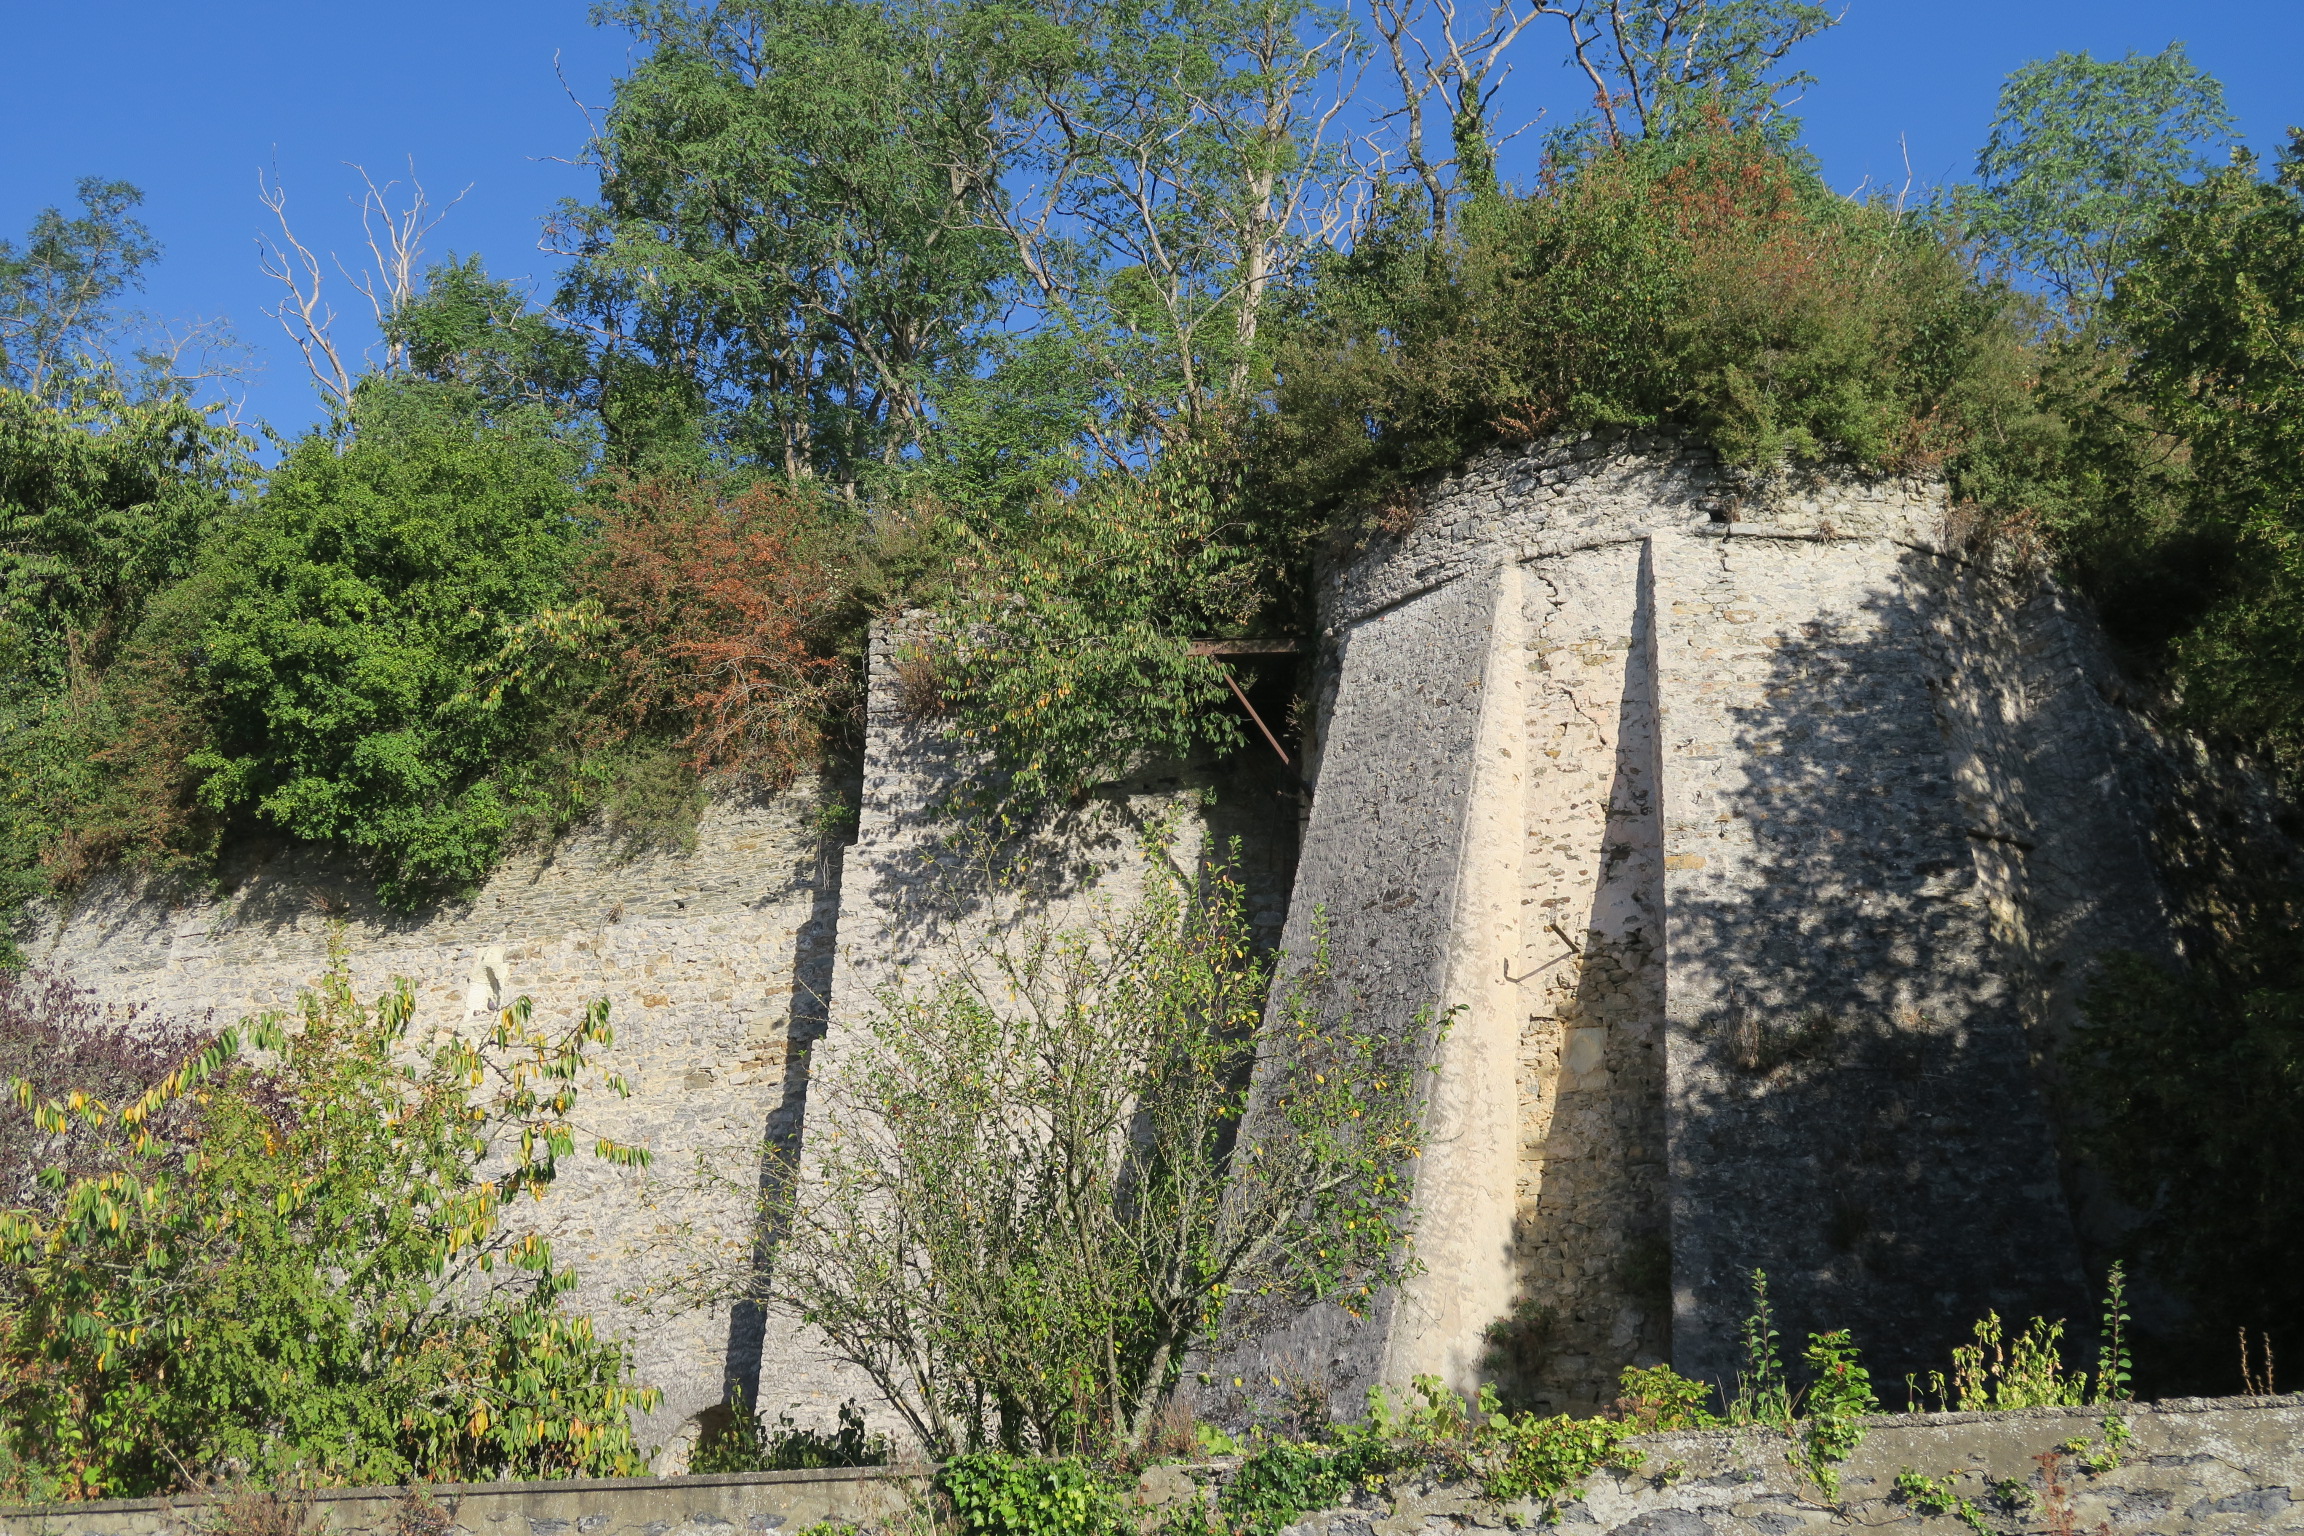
(1227, 431, 2171, 1420)
(21, 431, 2193, 1456)
(21, 789, 848, 1459)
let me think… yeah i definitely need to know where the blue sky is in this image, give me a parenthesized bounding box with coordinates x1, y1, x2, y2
(5, 0, 2300, 440)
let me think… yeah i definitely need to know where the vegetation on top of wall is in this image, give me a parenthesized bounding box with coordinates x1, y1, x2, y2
(0, 1, 2249, 904)
(1248, 126, 2034, 533)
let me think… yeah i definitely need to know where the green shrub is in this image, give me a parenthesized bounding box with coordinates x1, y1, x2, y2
(1217, 1436, 1377, 1536)
(772, 858, 1427, 1458)
(188, 385, 587, 905)
(925, 446, 1275, 822)
(1251, 126, 2031, 531)
(0, 953, 656, 1495)
(692, 1396, 890, 1473)
(940, 1453, 1132, 1536)
(1612, 1364, 1722, 1431)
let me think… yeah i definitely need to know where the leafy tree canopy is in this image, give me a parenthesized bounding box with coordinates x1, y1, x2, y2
(2108, 133, 2304, 773)
(188, 386, 589, 903)
(1964, 42, 2234, 328)
(0, 389, 242, 689)
(0, 180, 159, 402)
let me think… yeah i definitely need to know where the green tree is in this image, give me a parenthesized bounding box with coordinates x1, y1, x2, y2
(2055, 137, 2304, 1393)
(559, 0, 1015, 486)
(188, 387, 588, 905)
(971, 0, 1365, 458)
(1550, 0, 1839, 147)
(0, 959, 655, 1496)
(0, 391, 244, 946)
(2105, 133, 2304, 776)
(0, 181, 160, 401)
(386, 255, 591, 418)
(0, 388, 239, 688)
(1964, 43, 2234, 328)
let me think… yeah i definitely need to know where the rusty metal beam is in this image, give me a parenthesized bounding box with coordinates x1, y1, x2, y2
(1218, 665, 1292, 768)
(1188, 638, 1302, 657)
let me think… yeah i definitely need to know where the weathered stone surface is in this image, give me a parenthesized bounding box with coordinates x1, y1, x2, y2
(9, 1398, 2296, 1536)
(0, 1465, 931, 1536)
(1652, 522, 2089, 1389)
(16, 788, 852, 1460)
(1222, 431, 2155, 1420)
(21, 430, 2204, 1460)
(1264, 1396, 2304, 1535)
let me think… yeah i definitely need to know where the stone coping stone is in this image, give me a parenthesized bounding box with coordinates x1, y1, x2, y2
(0, 1463, 932, 1518)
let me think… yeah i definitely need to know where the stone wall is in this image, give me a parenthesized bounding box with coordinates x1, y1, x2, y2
(18, 432, 2196, 1458)
(1225, 431, 2165, 1420)
(16, 788, 851, 1460)
(8, 1398, 2296, 1536)
(13, 621, 1305, 1465)
(1269, 1394, 2304, 1535)
(783, 624, 1303, 1438)
(0, 1465, 928, 1536)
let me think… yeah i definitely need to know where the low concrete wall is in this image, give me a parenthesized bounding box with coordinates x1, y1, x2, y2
(8, 1397, 2294, 1536)
(0, 1466, 930, 1536)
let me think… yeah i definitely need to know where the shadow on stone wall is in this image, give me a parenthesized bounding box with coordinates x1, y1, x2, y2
(1507, 542, 1671, 1414)
(1665, 536, 2090, 1397)
(718, 737, 1300, 1420)
(720, 818, 851, 1415)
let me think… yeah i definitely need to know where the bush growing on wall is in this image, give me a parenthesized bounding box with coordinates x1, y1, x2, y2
(0, 391, 245, 938)
(923, 445, 1280, 819)
(0, 955, 657, 1497)
(185, 386, 591, 905)
(574, 477, 855, 779)
(1249, 125, 2035, 531)
(758, 854, 1431, 1457)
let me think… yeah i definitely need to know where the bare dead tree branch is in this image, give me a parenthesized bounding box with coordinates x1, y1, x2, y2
(344, 161, 470, 373)
(1371, 0, 1561, 230)
(256, 167, 355, 407)
(253, 160, 468, 408)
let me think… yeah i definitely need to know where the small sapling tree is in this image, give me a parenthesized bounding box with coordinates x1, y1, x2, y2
(759, 853, 1430, 1456)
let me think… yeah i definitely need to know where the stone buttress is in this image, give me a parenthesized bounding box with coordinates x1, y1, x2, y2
(1221, 433, 2168, 1418)
(21, 434, 2187, 1452)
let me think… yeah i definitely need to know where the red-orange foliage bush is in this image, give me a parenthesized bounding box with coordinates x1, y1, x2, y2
(577, 480, 850, 783)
